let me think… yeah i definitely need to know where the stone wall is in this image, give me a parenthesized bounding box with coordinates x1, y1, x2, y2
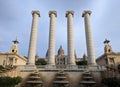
(19, 71, 101, 87)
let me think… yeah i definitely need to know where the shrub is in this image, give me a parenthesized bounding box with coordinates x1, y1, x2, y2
(101, 77, 120, 87)
(0, 76, 22, 87)
(76, 60, 87, 65)
(35, 59, 47, 65)
(0, 65, 4, 70)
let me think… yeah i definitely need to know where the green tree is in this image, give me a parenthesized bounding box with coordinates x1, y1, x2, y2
(0, 76, 22, 87)
(76, 60, 87, 65)
(101, 77, 120, 87)
(0, 65, 4, 70)
(35, 59, 47, 65)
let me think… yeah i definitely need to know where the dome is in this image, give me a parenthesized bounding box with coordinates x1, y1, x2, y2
(58, 46, 64, 55)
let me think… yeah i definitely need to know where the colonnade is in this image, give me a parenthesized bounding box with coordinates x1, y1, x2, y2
(27, 10, 96, 66)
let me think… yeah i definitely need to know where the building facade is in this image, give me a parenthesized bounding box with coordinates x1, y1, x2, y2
(44, 46, 88, 65)
(0, 39, 27, 67)
(96, 39, 120, 70)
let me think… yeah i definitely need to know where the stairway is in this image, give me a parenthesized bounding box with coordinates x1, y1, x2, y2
(25, 72, 43, 87)
(53, 71, 69, 87)
(80, 72, 96, 87)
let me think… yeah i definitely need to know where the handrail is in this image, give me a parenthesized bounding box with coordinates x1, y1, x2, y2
(17, 65, 107, 71)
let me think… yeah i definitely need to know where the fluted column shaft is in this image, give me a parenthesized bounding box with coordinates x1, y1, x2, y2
(48, 11, 57, 65)
(82, 11, 96, 65)
(27, 11, 40, 65)
(66, 11, 76, 65)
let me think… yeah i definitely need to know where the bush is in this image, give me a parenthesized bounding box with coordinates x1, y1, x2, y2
(35, 59, 47, 65)
(0, 76, 22, 87)
(0, 65, 4, 70)
(101, 77, 120, 87)
(76, 60, 87, 65)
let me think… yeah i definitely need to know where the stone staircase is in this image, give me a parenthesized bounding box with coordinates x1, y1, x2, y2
(80, 71, 96, 87)
(24, 72, 43, 87)
(53, 71, 69, 87)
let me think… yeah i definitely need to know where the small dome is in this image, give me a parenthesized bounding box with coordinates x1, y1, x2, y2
(58, 46, 64, 55)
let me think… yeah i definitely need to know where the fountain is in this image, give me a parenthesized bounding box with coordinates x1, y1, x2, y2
(25, 72, 43, 87)
(80, 71, 96, 87)
(53, 71, 69, 87)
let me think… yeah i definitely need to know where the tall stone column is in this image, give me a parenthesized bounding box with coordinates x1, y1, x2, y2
(27, 11, 40, 65)
(82, 10, 96, 65)
(66, 11, 76, 65)
(48, 11, 57, 65)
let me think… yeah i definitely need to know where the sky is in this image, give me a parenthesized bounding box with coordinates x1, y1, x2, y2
(0, 0, 120, 58)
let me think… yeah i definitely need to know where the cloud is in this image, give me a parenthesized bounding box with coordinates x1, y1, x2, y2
(0, 0, 120, 58)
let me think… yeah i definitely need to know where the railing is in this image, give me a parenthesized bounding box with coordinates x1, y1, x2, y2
(17, 65, 106, 72)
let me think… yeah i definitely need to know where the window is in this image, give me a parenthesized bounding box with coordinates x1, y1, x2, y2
(15, 59, 17, 63)
(105, 58, 108, 64)
(12, 50, 14, 52)
(108, 49, 111, 52)
(9, 58, 13, 66)
(109, 58, 114, 63)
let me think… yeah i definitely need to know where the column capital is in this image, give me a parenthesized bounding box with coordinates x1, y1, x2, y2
(32, 11, 40, 17)
(66, 11, 74, 17)
(49, 11, 57, 17)
(82, 10, 91, 17)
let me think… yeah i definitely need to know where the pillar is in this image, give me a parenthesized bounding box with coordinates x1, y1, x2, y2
(82, 10, 96, 65)
(66, 11, 76, 65)
(27, 11, 40, 65)
(48, 11, 57, 65)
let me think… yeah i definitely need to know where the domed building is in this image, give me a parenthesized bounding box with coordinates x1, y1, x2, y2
(55, 46, 68, 65)
(44, 46, 87, 66)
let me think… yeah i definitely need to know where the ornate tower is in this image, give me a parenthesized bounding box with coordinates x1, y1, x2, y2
(10, 39, 19, 54)
(104, 39, 112, 54)
(35, 54, 39, 61)
(83, 53, 88, 61)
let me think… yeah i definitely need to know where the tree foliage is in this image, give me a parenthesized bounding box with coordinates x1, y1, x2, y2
(35, 59, 47, 65)
(101, 77, 120, 87)
(0, 76, 22, 87)
(76, 60, 87, 65)
(0, 65, 4, 70)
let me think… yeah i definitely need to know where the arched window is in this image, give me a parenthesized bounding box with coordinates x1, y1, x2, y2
(108, 49, 111, 52)
(12, 50, 14, 52)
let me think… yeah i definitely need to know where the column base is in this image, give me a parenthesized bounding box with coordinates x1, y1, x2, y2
(26, 62, 35, 65)
(88, 63, 97, 66)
